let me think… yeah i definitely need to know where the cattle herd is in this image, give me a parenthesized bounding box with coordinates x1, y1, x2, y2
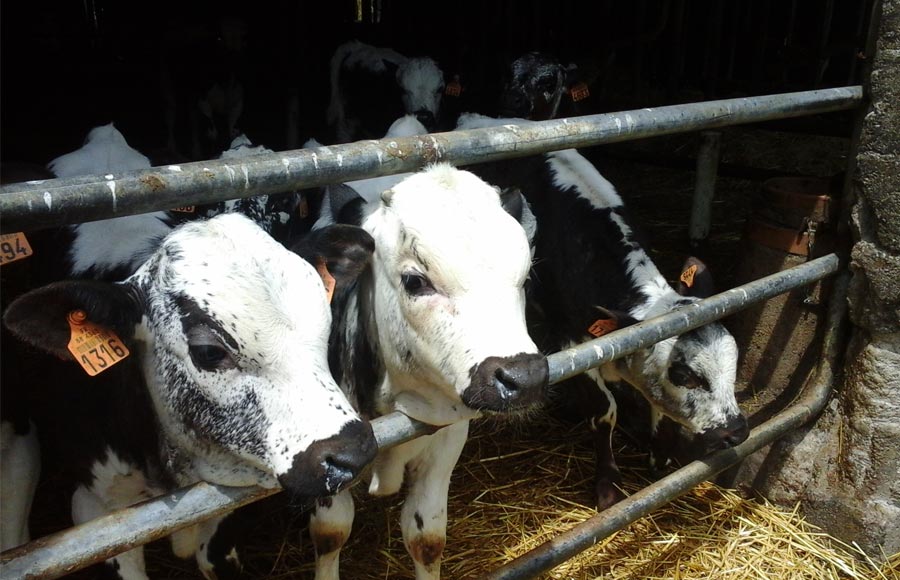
(0, 38, 749, 580)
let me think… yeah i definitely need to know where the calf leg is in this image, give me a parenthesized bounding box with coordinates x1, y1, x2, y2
(0, 420, 40, 551)
(401, 420, 469, 580)
(586, 371, 625, 511)
(310, 489, 354, 580)
(195, 513, 242, 580)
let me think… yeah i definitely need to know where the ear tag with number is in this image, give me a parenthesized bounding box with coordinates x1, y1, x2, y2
(67, 310, 130, 376)
(316, 261, 336, 304)
(0, 232, 34, 265)
(587, 318, 618, 338)
(171, 206, 196, 213)
(680, 264, 698, 288)
(569, 82, 590, 102)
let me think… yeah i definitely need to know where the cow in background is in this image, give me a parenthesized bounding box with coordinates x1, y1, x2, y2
(457, 113, 748, 510)
(159, 13, 248, 161)
(497, 51, 603, 120)
(326, 40, 446, 143)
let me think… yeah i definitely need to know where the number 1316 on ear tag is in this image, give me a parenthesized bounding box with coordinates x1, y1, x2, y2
(66, 310, 130, 376)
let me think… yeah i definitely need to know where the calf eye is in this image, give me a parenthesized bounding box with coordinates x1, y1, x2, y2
(668, 362, 707, 390)
(189, 344, 234, 371)
(401, 272, 435, 297)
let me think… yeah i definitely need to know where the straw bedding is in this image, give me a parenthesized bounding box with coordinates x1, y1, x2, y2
(142, 411, 895, 579)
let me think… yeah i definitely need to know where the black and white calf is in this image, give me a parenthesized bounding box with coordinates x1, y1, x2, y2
(308, 163, 548, 580)
(497, 52, 589, 121)
(457, 113, 748, 510)
(1, 213, 378, 578)
(326, 40, 445, 143)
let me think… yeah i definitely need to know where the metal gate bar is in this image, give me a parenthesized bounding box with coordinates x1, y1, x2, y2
(482, 267, 850, 580)
(0, 86, 861, 233)
(0, 254, 840, 579)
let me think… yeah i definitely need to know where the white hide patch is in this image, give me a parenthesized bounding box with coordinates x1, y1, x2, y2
(130, 213, 358, 485)
(361, 163, 537, 422)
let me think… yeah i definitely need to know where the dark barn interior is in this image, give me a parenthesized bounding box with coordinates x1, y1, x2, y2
(0, 0, 880, 578)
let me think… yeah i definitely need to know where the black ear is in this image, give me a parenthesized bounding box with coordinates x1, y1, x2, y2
(3, 280, 142, 361)
(291, 224, 375, 290)
(326, 183, 365, 225)
(499, 187, 537, 246)
(675, 256, 716, 298)
(383, 59, 400, 76)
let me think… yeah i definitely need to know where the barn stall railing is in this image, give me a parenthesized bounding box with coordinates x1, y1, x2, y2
(0, 86, 861, 233)
(0, 86, 860, 579)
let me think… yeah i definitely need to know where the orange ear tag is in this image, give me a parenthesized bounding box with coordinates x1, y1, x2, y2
(587, 318, 618, 338)
(171, 206, 196, 213)
(0, 232, 34, 265)
(67, 310, 130, 376)
(316, 261, 336, 304)
(680, 264, 698, 288)
(297, 196, 310, 219)
(569, 82, 590, 102)
(445, 81, 462, 97)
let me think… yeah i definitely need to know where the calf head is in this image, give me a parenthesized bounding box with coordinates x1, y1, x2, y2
(362, 164, 548, 422)
(395, 57, 445, 131)
(498, 52, 570, 120)
(3, 213, 377, 500)
(608, 258, 748, 454)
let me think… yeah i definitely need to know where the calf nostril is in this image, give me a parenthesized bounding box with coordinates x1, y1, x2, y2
(494, 366, 520, 395)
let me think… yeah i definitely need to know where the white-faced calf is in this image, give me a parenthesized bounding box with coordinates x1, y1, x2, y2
(458, 113, 748, 510)
(326, 40, 446, 143)
(306, 163, 548, 580)
(1, 214, 378, 578)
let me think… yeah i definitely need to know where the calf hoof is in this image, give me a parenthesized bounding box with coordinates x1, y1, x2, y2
(595, 478, 625, 511)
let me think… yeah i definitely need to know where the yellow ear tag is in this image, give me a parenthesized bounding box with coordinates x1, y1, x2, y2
(67, 310, 130, 376)
(569, 82, 590, 102)
(680, 264, 698, 288)
(0, 232, 34, 265)
(171, 206, 196, 213)
(587, 318, 618, 338)
(316, 261, 336, 304)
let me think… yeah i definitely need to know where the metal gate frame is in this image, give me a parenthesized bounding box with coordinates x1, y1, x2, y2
(0, 86, 862, 579)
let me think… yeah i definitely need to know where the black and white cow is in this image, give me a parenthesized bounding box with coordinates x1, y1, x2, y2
(457, 113, 748, 510)
(307, 163, 548, 580)
(326, 40, 446, 143)
(194, 134, 315, 243)
(1, 213, 378, 578)
(497, 52, 589, 121)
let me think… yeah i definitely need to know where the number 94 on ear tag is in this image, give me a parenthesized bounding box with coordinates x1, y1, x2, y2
(66, 310, 130, 376)
(0, 233, 33, 265)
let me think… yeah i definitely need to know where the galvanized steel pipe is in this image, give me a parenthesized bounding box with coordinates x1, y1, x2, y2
(481, 267, 850, 580)
(0, 87, 862, 233)
(0, 254, 840, 579)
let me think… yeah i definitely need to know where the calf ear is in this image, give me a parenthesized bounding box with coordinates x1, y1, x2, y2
(327, 183, 365, 224)
(675, 256, 716, 298)
(3, 280, 142, 360)
(587, 306, 640, 338)
(499, 187, 538, 246)
(291, 224, 375, 291)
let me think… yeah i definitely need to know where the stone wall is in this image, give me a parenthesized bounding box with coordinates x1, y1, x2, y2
(733, 0, 900, 558)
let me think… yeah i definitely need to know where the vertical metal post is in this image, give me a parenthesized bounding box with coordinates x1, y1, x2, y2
(689, 130, 722, 248)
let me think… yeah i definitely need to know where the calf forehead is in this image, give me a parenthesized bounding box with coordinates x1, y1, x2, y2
(371, 167, 531, 277)
(141, 214, 329, 336)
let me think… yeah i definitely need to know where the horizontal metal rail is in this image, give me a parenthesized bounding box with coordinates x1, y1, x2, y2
(0, 254, 840, 579)
(0, 86, 861, 233)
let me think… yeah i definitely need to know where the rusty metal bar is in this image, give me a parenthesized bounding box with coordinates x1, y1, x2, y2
(0, 86, 862, 233)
